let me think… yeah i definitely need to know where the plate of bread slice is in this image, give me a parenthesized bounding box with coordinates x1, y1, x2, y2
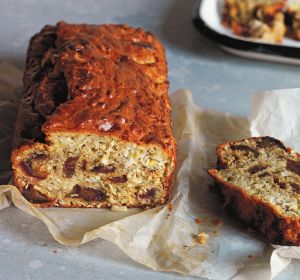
(193, 0, 300, 64)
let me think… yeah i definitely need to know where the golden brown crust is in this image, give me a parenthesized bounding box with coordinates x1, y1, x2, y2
(43, 23, 175, 157)
(208, 137, 300, 245)
(14, 22, 175, 157)
(12, 22, 176, 208)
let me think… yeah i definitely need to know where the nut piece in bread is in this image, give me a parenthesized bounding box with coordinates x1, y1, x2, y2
(208, 136, 300, 245)
(11, 22, 176, 208)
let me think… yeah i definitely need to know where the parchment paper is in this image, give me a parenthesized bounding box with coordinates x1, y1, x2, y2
(0, 62, 299, 279)
(251, 89, 300, 151)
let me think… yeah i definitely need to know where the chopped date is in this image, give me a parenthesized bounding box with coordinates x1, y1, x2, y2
(258, 172, 271, 178)
(273, 178, 279, 184)
(217, 158, 227, 169)
(92, 164, 115, 174)
(33, 154, 48, 160)
(81, 160, 87, 171)
(256, 137, 287, 151)
(139, 189, 156, 199)
(23, 185, 51, 203)
(231, 145, 258, 156)
(109, 175, 127, 183)
(279, 182, 287, 190)
(287, 159, 300, 176)
(273, 177, 286, 189)
(231, 145, 252, 151)
(72, 185, 106, 201)
(20, 161, 33, 176)
(248, 165, 268, 174)
(232, 155, 240, 162)
(20, 161, 48, 180)
(291, 183, 300, 194)
(63, 157, 79, 178)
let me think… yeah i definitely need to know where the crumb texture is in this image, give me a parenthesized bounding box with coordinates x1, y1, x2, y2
(12, 22, 176, 208)
(209, 136, 300, 245)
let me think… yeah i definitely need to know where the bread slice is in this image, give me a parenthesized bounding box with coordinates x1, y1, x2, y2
(208, 137, 300, 245)
(11, 22, 176, 208)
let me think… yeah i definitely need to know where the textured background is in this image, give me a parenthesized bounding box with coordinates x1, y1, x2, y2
(0, 0, 299, 279)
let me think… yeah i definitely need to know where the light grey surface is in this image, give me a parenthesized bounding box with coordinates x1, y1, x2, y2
(0, 0, 300, 279)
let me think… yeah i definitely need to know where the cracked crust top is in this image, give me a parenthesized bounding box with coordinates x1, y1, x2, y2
(13, 22, 176, 161)
(11, 22, 176, 208)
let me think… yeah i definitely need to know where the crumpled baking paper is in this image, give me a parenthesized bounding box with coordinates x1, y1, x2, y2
(0, 62, 299, 279)
(251, 89, 300, 151)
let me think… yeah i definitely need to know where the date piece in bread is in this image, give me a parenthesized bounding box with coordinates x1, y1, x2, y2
(11, 22, 176, 208)
(208, 137, 300, 245)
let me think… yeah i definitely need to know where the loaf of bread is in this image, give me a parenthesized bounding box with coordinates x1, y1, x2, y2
(11, 22, 176, 208)
(208, 137, 300, 245)
(222, 0, 286, 43)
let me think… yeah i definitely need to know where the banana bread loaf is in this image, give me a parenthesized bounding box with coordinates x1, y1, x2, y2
(208, 137, 300, 245)
(11, 22, 176, 208)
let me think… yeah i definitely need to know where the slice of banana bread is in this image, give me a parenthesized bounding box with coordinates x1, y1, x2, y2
(208, 137, 300, 245)
(11, 22, 176, 208)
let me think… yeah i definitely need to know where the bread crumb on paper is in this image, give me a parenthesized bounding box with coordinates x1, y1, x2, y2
(167, 203, 173, 212)
(196, 232, 209, 245)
